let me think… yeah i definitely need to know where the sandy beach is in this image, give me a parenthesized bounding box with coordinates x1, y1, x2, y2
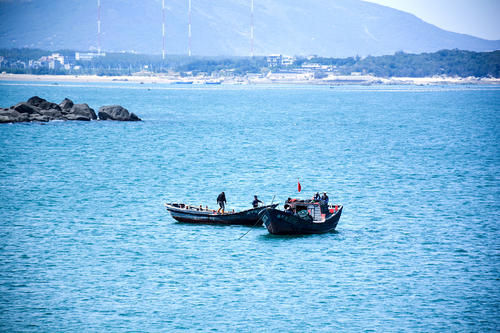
(1, 72, 499, 85)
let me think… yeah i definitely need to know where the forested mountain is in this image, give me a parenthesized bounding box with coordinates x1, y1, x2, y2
(0, 0, 499, 57)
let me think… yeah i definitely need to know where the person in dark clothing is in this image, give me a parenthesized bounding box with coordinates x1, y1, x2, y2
(321, 192, 329, 204)
(217, 191, 226, 214)
(252, 195, 263, 208)
(314, 192, 320, 201)
(320, 192, 329, 214)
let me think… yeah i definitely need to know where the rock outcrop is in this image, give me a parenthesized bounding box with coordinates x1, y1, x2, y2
(0, 96, 141, 123)
(27, 96, 62, 112)
(69, 103, 97, 121)
(13, 102, 40, 115)
(59, 98, 74, 112)
(0, 109, 30, 123)
(98, 105, 141, 121)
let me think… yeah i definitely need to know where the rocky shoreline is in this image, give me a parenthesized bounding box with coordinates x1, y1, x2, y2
(0, 96, 141, 123)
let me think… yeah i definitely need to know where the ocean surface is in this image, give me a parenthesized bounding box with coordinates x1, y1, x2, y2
(0, 81, 499, 331)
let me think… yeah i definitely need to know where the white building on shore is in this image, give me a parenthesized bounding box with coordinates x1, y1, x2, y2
(75, 52, 106, 61)
(267, 54, 295, 67)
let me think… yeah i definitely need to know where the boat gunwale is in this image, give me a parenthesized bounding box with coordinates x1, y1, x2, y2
(263, 205, 343, 224)
(261, 205, 343, 234)
(164, 203, 278, 217)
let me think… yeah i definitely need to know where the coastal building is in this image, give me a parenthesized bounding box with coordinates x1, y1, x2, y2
(301, 63, 321, 70)
(36, 53, 72, 70)
(300, 63, 335, 71)
(75, 52, 106, 61)
(10, 61, 27, 69)
(265, 71, 313, 82)
(48, 60, 60, 70)
(281, 55, 295, 66)
(267, 54, 295, 67)
(49, 53, 65, 64)
(267, 54, 282, 67)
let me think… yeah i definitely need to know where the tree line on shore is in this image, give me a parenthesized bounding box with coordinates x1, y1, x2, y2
(307, 49, 500, 78)
(1, 48, 499, 78)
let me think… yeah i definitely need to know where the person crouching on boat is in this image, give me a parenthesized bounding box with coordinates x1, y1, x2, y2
(217, 191, 227, 214)
(252, 195, 263, 208)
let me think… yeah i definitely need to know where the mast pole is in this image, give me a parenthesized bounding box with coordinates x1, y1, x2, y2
(162, 0, 166, 60)
(251, 0, 254, 57)
(97, 0, 101, 55)
(188, 0, 192, 56)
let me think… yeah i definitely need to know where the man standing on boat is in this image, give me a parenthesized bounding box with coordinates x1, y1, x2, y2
(217, 191, 227, 214)
(320, 192, 329, 214)
(321, 192, 329, 204)
(252, 195, 263, 208)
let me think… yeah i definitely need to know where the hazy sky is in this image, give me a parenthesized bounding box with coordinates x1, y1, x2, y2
(365, 0, 500, 40)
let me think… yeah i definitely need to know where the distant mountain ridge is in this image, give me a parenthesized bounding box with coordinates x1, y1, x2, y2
(0, 0, 499, 57)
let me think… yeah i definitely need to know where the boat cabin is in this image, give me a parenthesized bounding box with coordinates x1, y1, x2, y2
(284, 199, 338, 223)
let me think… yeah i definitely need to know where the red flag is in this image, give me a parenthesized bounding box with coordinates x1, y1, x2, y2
(298, 180, 301, 192)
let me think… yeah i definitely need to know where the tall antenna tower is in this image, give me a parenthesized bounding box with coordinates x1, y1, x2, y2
(188, 0, 192, 56)
(97, 0, 101, 55)
(162, 0, 166, 60)
(250, 0, 254, 57)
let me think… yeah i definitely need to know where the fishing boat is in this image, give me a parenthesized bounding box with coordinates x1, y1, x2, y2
(259, 199, 342, 235)
(173, 81, 194, 84)
(164, 202, 278, 226)
(205, 80, 222, 85)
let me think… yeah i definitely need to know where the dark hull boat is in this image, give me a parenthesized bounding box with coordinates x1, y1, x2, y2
(260, 200, 343, 235)
(173, 81, 194, 84)
(165, 203, 278, 226)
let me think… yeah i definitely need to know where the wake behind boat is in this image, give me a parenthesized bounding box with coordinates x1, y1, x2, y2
(259, 198, 342, 235)
(164, 202, 278, 226)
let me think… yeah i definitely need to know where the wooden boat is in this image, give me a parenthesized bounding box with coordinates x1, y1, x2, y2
(164, 202, 278, 226)
(205, 80, 222, 85)
(259, 199, 342, 235)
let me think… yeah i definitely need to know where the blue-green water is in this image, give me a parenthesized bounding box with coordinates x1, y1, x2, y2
(0, 82, 499, 331)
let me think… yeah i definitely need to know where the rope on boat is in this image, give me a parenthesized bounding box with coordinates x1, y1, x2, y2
(238, 195, 275, 240)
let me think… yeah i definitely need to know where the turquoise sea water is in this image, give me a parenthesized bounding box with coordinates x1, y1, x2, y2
(0, 82, 499, 331)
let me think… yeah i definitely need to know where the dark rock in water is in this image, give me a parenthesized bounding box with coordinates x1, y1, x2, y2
(27, 96, 62, 111)
(28, 114, 50, 122)
(0, 109, 30, 123)
(39, 109, 64, 120)
(64, 113, 91, 121)
(27, 96, 45, 107)
(40, 101, 61, 111)
(12, 102, 40, 114)
(69, 103, 97, 120)
(98, 105, 141, 121)
(0, 115, 13, 123)
(1, 97, 140, 124)
(59, 98, 74, 112)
